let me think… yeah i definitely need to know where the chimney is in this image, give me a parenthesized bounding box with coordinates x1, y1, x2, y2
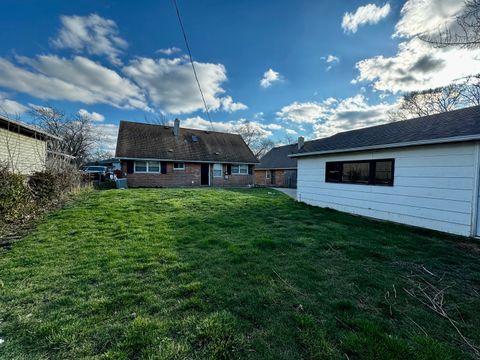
(174, 118, 180, 138)
(297, 136, 304, 150)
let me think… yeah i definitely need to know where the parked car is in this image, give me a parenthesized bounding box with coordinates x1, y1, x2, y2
(81, 166, 108, 181)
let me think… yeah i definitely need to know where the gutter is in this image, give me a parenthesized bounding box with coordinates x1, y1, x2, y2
(289, 134, 480, 158)
(0, 115, 62, 141)
(114, 157, 259, 165)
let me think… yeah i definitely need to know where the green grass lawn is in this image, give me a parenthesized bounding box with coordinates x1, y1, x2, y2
(1, 188, 479, 359)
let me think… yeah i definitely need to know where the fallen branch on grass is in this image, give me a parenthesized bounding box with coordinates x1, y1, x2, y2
(403, 275, 480, 358)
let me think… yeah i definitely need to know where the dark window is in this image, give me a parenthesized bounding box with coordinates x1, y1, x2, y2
(342, 162, 370, 184)
(325, 159, 394, 186)
(325, 162, 342, 182)
(374, 160, 393, 185)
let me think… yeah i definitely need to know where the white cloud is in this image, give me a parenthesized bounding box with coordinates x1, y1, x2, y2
(322, 54, 340, 71)
(0, 55, 148, 110)
(123, 57, 244, 114)
(180, 116, 275, 138)
(394, 0, 465, 38)
(312, 94, 396, 138)
(51, 14, 127, 65)
(325, 55, 339, 63)
(95, 123, 119, 153)
(156, 47, 181, 55)
(260, 68, 282, 88)
(277, 95, 397, 139)
(342, 3, 391, 33)
(264, 123, 282, 130)
(78, 108, 105, 121)
(276, 101, 328, 123)
(0, 97, 28, 115)
(220, 96, 248, 112)
(354, 1, 480, 93)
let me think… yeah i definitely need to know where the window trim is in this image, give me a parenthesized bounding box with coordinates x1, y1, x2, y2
(173, 162, 185, 170)
(134, 160, 160, 173)
(213, 163, 223, 177)
(325, 158, 394, 186)
(231, 164, 249, 175)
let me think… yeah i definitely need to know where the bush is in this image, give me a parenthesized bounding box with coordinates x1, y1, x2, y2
(0, 162, 83, 226)
(0, 164, 30, 222)
(28, 171, 59, 204)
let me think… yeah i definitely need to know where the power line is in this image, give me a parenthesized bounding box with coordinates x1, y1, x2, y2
(171, 0, 214, 131)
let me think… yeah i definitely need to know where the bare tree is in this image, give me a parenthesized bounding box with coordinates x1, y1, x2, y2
(420, 0, 480, 49)
(388, 84, 464, 121)
(30, 106, 100, 167)
(234, 121, 275, 159)
(144, 113, 169, 125)
(461, 74, 480, 105)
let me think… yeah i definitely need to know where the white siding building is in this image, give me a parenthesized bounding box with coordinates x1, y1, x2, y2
(292, 106, 480, 237)
(0, 115, 60, 175)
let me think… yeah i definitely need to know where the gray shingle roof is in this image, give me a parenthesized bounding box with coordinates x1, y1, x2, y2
(115, 121, 258, 163)
(257, 144, 298, 169)
(293, 105, 480, 157)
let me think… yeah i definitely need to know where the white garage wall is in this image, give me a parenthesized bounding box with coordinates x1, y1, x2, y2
(296, 142, 480, 236)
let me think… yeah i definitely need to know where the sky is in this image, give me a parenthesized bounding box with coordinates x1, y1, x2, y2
(0, 0, 478, 154)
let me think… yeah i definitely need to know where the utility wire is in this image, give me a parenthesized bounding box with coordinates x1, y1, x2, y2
(172, 0, 214, 131)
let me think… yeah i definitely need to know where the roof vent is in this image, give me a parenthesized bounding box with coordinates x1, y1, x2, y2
(215, 151, 220, 155)
(168, 148, 174, 152)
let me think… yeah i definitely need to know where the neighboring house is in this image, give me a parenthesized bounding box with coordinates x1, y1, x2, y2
(255, 143, 298, 188)
(0, 115, 60, 175)
(291, 105, 480, 237)
(85, 158, 121, 170)
(115, 119, 258, 187)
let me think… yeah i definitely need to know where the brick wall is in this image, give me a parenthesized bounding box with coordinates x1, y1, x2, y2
(254, 169, 286, 187)
(122, 161, 254, 187)
(255, 170, 268, 186)
(211, 164, 254, 187)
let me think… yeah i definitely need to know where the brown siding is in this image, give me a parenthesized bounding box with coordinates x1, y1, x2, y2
(122, 161, 254, 187)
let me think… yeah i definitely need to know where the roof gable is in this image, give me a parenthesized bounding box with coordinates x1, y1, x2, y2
(257, 143, 298, 169)
(294, 105, 480, 157)
(115, 121, 258, 163)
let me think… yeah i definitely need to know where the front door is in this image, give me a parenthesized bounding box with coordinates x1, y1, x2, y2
(270, 170, 276, 185)
(201, 163, 209, 185)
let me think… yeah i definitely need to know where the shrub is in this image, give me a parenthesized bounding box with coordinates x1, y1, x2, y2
(0, 164, 30, 222)
(0, 162, 83, 226)
(28, 170, 59, 204)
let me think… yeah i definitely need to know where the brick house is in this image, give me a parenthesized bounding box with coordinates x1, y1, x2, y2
(255, 141, 300, 188)
(115, 119, 258, 187)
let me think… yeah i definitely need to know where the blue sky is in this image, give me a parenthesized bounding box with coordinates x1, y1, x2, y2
(0, 0, 477, 153)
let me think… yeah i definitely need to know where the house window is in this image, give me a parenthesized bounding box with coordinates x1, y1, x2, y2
(135, 160, 160, 173)
(213, 163, 223, 177)
(173, 162, 185, 170)
(148, 161, 160, 172)
(231, 164, 248, 175)
(325, 159, 394, 186)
